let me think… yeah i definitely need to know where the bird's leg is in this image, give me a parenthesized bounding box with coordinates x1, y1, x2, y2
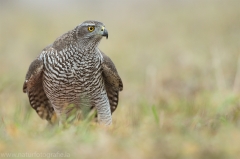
(94, 90, 112, 125)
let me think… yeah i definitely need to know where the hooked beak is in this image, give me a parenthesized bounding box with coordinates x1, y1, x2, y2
(102, 27, 108, 39)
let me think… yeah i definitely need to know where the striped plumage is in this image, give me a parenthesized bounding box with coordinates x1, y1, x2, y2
(23, 21, 123, 125)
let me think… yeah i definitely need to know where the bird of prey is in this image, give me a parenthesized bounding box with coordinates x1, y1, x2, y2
(23, 20, 123, 125)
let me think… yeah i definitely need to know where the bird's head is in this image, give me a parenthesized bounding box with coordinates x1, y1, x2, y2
(75, 21, 108, 48)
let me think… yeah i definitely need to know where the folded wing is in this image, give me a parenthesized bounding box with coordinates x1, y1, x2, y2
(101, 51, 123, 114)
(23, 58, 56, 124)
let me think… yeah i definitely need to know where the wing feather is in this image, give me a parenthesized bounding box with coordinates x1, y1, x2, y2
(100, 51, 123, 114)
(23, 58, 56, 124)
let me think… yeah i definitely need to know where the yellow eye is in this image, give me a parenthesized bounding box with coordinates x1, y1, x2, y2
(88, 26, 95, 32)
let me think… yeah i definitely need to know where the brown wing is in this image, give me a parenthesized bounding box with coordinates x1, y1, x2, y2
(100, 51, 123, 114)
(23, 58, 56, 124)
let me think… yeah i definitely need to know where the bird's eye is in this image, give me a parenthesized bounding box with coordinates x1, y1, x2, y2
(88, 26, 95, 32)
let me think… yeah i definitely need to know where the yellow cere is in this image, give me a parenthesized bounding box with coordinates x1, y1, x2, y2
(101, 26, 104, 31)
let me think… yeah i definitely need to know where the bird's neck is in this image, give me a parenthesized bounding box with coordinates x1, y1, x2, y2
(77, 38, 101, 53)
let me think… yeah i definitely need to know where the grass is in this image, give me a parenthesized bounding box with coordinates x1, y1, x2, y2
(1, 0, 240, 158)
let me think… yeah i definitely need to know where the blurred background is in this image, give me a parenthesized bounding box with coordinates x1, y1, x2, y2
(1, 0, 240, 158)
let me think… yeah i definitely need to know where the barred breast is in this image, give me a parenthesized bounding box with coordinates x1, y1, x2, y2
(39, 43, 110, 123)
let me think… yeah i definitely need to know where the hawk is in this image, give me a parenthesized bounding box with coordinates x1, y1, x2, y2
(23, 21, 123, 125)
